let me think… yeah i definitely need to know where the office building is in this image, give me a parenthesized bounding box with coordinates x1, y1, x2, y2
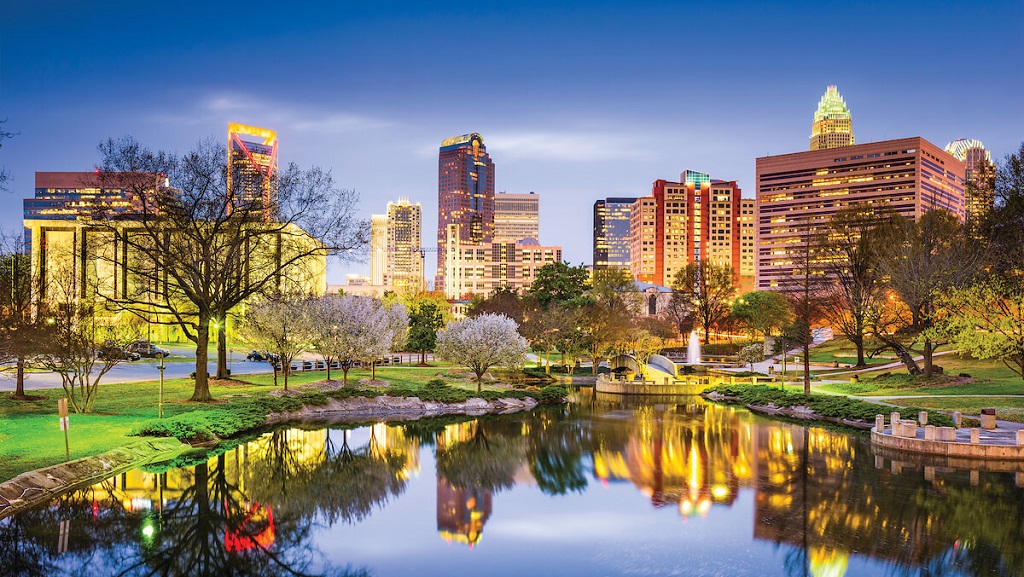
(494, 191, 539, 243)
(755, 137, 966, 290)
(227, 123, 278, 221)
(385, 198, 424, 292)
(593, 197, 636, 270)
(370, 214, 387, 286)
(436, 133, 494, 291)
(810, 85, 854, 151)
(944, 138, 995, 235)
(441, 222, 562, 299)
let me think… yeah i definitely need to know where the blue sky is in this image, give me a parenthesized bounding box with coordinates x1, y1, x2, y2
(2, 0, 1022, 284)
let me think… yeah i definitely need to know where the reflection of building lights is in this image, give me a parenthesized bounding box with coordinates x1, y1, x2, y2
(697, 499, 711, 517)
(711, 485, 730, 500)
(141, 518, 156, 544)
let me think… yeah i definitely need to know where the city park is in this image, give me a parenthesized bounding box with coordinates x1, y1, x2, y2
(2, 134, 1024, 575)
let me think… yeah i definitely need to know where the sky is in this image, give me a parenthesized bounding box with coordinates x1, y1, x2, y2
(2, 0, 1022, 285)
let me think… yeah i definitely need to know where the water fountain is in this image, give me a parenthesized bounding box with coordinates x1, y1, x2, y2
(686, 331, 701, 365)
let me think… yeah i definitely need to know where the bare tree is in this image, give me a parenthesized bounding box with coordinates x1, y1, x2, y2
(0, 119, 15, 192)
(332, 295, 407, 386)
(671, 261, 736, 343)
(304, 295, 345, 382)
(33, 257, 138, 413)
(781, 231, 828, 394)
(93, 137, 366, 401)
(875, 210, 978, 377)
(0, 231, 39, 398)
(819, 207, 900, 367)
(583, 268, 639, 375)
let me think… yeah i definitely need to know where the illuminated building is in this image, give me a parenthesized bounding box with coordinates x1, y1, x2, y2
(23, 171, 163, 252)
(629, 172, 752, 289)
(372, 199, 424, 292)
(629, 196, 657, 282)
(227, 123, 278, 222)
(593, 197, 636, 270)
(442, 223, 561, 299)
(436, 133, 494, 292)
(494, 191, 539, 243)
(755, 137, 966, 290)
(370, 214, 387, 286)
(944, 138, 995, 236)
(437, 480, 492, 547)
(810, 85, 854, 151)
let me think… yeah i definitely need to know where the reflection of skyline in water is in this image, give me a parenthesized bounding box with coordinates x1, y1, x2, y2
(5, 400, 1024, 576)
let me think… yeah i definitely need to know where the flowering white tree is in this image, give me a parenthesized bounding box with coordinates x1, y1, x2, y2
(304, 295, 346, 382)
(238, 293, 312, 391)
(334, 295, 409, 386)
(436, 313, 529, 392)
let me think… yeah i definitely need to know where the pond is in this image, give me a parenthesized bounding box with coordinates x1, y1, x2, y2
(3, 391, 1023, 576)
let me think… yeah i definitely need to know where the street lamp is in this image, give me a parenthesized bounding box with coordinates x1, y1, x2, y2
(157, 352, 166, 419)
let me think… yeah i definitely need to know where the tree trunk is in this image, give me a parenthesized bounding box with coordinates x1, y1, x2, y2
(14, 356, 25, 397)
(342, 367, 349, 387)
(283, 359, 289, 391)
(371, 361, 376, 381)
(325, 358, 331, 381)
(216, 322, 228, 379)
(191, 320, 213, 401)
(802, 341, 811, 395)
(923, 338, 934, 378)
(476, 373, 482, 393)
(854, 335, 865, 367)
(878, 336, 922, 375)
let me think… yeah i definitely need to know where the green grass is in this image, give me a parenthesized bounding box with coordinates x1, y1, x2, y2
(885, 397, 1024, 423)
(0, 364, 562, 483)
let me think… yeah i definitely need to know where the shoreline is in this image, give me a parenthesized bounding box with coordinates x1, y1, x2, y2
(0, 394, 544, 521)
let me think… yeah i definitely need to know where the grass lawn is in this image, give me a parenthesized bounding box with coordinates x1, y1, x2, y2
(0, 362, 529, 483)
(886, 397, 1024, 423)
(820, 355, 1024, 397)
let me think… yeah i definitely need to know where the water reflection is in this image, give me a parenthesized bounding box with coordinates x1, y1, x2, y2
(4, 397, 1024, 576)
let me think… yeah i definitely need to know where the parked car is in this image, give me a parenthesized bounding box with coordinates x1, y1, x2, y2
(246, 350, 280, 363)
(128, 341, 170, 358)
(97, 341, 141, 362)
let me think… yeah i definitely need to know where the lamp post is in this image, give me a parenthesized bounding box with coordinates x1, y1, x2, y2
(158, 352, 166, 419)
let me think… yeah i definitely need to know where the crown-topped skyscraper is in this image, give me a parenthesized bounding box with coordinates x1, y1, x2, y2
(809, 85, 854, 150)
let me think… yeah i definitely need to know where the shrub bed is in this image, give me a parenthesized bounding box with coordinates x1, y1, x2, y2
(704, 385, 955, 427)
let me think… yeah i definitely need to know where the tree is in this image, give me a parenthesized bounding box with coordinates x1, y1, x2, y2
(670, 261, 736, 342)
(617, 329, 663, 379)
(583, 268, 639, 375)
(781, 231, 828, 394)
(0, 232, 39, 399)
(332, 295, 407, 386)
(939, 277, 1024, 383)
(876, 210, 978, 377)
(33, 259, 138, 413)
(406, 298, 446, 365)
(528, 261, 592, 308)
(987, 142, 1024, 273)
(0, 119, 15, 192)
(467, 285, 531, 324)
(436, 313, 529, 391)
(238, 293, 312, 391)
(95, 136, 366, 401)
(818, 207, 900, 367)
(738, 343, 766, 373)
(304, 295, 344, 381)
(731, 290, 792, 341)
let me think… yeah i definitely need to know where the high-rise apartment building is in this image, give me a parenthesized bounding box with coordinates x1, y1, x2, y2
(944, 138, 995, 235)
(755, 137, 966, 290)
(385, 198, 424, 292)
(436, 133, 494, 291)
(629, 196, 657, 283)
(810, 85, 854, 151)
(441, 225, 562, 299)
(227, 123, 278, 222)
(628, 172, 752, 289)
(593, 197, 636, 270)
(370, 214, 387, 286)
(493, 191, 539, 243)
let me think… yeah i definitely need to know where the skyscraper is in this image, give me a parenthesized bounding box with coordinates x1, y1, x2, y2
(944, 138, 995, 235)
(385, 198, 424, 292)
(227, 123, 278, 221)
(756, 137, 966, 290)
(437, 133, 494, 292)
(593, 197, 636, 270)
(494, 191, 539, 243)
(370, 214, 387, 286)
(810, 85, 854, 151)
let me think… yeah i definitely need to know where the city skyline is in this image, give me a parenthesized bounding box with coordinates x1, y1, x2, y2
(2, 1, 1021, 283)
